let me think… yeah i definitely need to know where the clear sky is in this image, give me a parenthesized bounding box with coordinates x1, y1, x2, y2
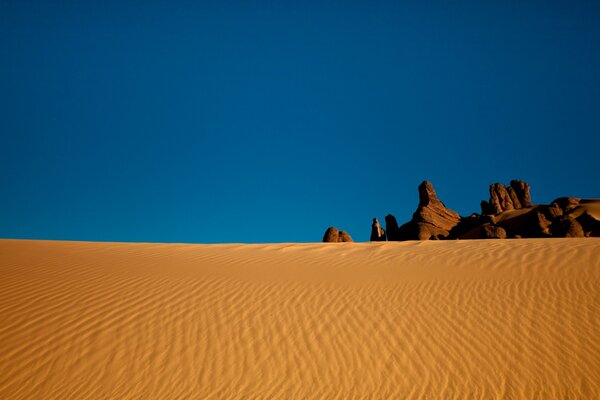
(1, 0, 599, 243)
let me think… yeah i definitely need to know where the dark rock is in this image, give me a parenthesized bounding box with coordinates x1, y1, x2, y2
(415, 222, 450, 240)
(552, 216, 584, 238)
(396, 220, 417, 241)
(323, 227, 353, 242)
(458, 220, 506, 239)
(480, 200, 493, 215)
(482, 224, 507, 239)
(322, 227, 340, 242)
(576, 212, 600, 237)
(385, 214, 400, 241)
(338, 230, 354, 242)
(373, 179, 593, 242)
(551, 197, 580, 214)
(370, 218, 386, 241)
(539, 203, 563, 220)
(524, 211, 553, 238)
(483, 180, 532, 215)
(392, 181, 460, 241)
(510, 180, 532, 208)
(489, 183, 514, 214)
(507, 187, 522, 209)
(412, 181, 461, 239)
(450, 213, 482, 239)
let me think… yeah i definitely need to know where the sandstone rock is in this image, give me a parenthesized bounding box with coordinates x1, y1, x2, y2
(510, 180, 532, 207)
(553, 216, 584, 238)
(551, 197, 580, 214)
(489, 183, 514, 214)
(535, 211, 552, 236)
(392, 181, 461, 240)
(323, 227, 354, 242)
(507, 187, 522, 209)
(338, 230, 354, 242)
(482, 224, 507, 239)
(385, 214, 400, 241)
(483, 180, 532, 215)
(322, 227, 340, 242)
(370, 218, 386, 241)
(576, 212, 600, 237)
(450, 213, 482, 239)
(539, 203, 563, 220)
(480, 200, 493, 215)
(415, 222, 449, 240)
(524, 211, 553, 238)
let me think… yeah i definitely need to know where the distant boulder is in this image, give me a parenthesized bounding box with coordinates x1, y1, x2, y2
(323, 227, 340, 242)
(338, 230, 354, 242)
(370, 218, 386, 241)
(322, 227, 353, 242)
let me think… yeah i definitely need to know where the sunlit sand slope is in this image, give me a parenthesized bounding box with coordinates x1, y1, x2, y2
(1, 239, 599, 399)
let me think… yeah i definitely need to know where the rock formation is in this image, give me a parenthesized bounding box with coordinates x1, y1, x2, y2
(334, 179, 597, 242)
(395, 181, 461, 240)
(414, 181, 461, 239)
(510, 180, 532, 208)
(552, 197, 580, 213)
(482, 180, 532, 215)
(370, 218, 386, 241)
(385, 214, 400, 241)
(322, 227, 353, 242)
(552, 216, 584, 238)
(338, 230, 354, 242)
(576, 211, 600, 237)
(481, 224, 507, 239)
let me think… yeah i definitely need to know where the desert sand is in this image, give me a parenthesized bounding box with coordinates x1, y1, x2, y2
(1, 238, 599, 399)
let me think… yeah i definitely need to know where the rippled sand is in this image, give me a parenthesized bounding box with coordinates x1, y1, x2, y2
(1, 239, 599, 399)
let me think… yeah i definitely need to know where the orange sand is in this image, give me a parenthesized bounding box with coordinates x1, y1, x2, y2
(1, 238, 599, 399)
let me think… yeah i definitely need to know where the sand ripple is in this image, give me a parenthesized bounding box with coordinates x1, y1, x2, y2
(1, 239, 599, 399)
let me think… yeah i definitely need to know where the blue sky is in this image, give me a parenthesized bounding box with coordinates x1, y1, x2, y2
(1, 0, 599, 243)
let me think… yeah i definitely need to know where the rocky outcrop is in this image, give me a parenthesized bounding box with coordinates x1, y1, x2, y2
(323, 227, 353, 242)
(384, 214, 400, 241)
(370, 218, 386, 241)
(355, 180, 597, 242)
(519, 211, 553, 238)
(510, 180, 532, 208)
(576, 211, 600, 237)
(338, 230, 354, 242)
(482, 180, 532, 215)
(552, 197, 580, 213)
(552, 216, 584, 238)
(482, 224, 507, 239)
(394, 181, 461, 240)
(414, 181, 461, 239)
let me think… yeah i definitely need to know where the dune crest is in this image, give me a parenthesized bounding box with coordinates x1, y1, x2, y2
(1, 239, 599, 399)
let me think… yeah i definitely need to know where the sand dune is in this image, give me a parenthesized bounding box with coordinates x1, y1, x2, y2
(1, 239, 599, 399)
